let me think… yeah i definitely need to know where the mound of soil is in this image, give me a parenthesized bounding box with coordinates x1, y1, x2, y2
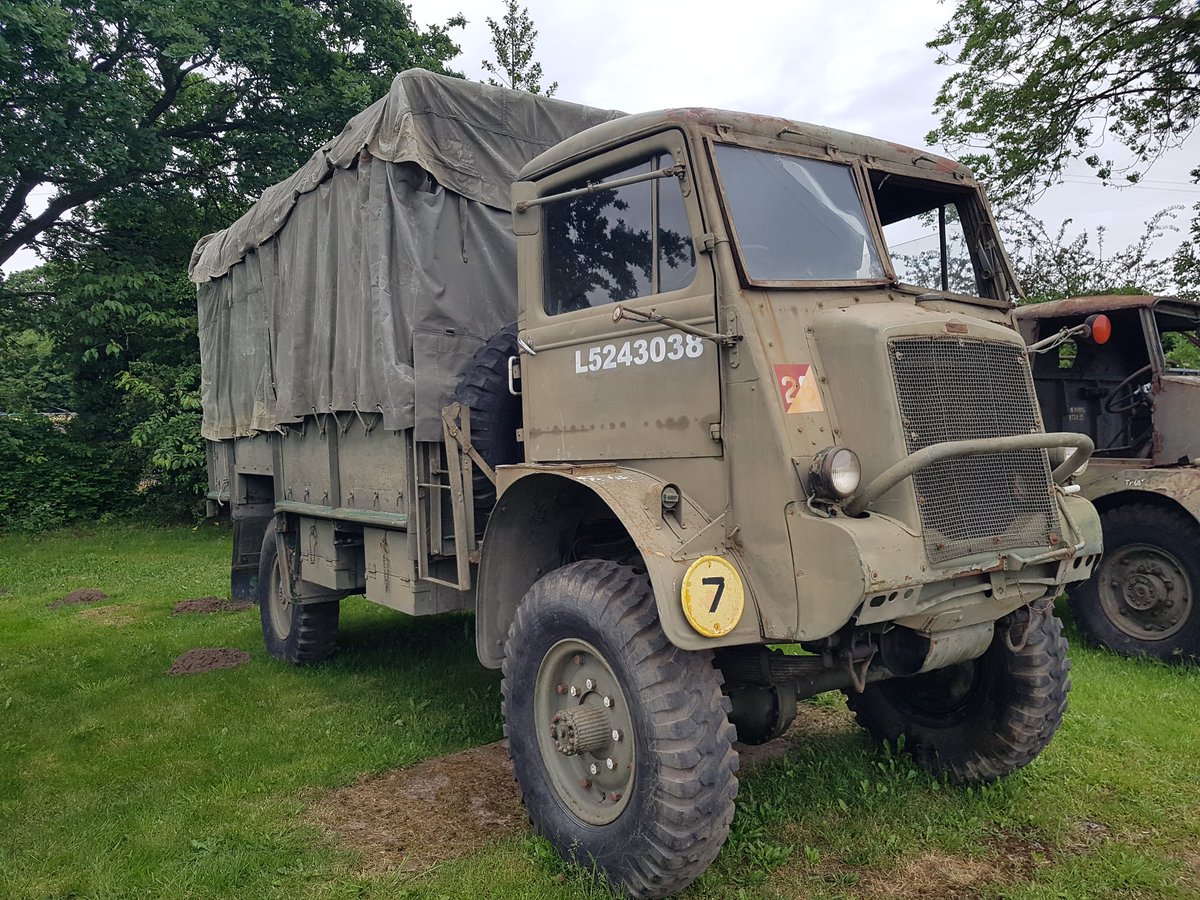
(47, 588, 108, 609)
(172, 597, 254, 615)
(166, 647, 251, 675)
(308, 741, 526, 873)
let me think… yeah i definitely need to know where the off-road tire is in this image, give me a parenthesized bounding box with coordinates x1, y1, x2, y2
(1068, 504, 1200, 661)
(502, 560, 739, 898)
(258, 521, 339, 665)
(453, 324, 521, 531)
(845, 600, 1070, 783)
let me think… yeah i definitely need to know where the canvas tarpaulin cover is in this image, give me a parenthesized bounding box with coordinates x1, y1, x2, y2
(189, 69, 622, 441)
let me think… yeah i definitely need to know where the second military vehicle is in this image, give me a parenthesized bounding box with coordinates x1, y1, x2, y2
(194, 71, 1102, 897)
(1016, 295, 1200, 661)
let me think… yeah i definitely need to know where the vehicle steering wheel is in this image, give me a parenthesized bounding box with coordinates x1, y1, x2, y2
(1102, 363, 1153, 414)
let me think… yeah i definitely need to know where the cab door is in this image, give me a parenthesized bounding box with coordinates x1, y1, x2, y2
(517, 130, 721, 463)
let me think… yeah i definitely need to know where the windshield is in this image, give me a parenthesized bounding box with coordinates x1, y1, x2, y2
(714, 144, 885, 282)
(1157, 308, 1200, 373)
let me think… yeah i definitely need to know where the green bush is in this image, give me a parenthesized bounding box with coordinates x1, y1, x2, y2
(0, 414, 141, 531)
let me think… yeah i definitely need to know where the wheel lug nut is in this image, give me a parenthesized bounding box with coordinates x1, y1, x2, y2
(608, 792, 621, 802)
(589, 763, 599, 775)
(612, 729, 621, 742)
(606, 757, 615, 770)
(573, 655, 583, 666)
(580, 778, 592, 789)
(585, 678, 595, 690)
(569, 685, 578, 697)
(556, 684, 567, 695)
(603, 696, 612, 708)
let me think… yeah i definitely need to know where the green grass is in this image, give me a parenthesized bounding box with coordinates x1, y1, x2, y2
(1, 523, 1198, 898)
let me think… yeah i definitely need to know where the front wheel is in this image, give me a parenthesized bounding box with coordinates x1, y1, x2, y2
(1068, 504, 1199, 661)
(258, 521, 340, 665)
(502, 560, 739, 899)
(846, 600, 1070, 783)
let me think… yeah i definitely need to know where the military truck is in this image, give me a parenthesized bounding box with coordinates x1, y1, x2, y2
(1015, 295, 1200, 661)
(192, 70, 1101, 897)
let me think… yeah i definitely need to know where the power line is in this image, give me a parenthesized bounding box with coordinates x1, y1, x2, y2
(1058, 175, 1200, 195)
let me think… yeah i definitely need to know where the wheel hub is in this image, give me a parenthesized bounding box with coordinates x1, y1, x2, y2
(550, 705, 610, 756)
(266, 554, 294, 640)
(1099, 544, 1192, 640)
(535, 639, 635, 826)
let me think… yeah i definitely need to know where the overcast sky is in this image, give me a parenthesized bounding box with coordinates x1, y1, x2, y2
(6, 0, 1196, 274)
(414, 0, 1198, 261)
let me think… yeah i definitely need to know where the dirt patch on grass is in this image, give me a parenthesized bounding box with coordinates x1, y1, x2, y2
(172, 597, 254, 615)
(77, 605, 135, 627)
(309, 740, 526, 873)
(166, 647, 251, 675)
(855, 849, 1018, 898)
(737, 699, 857, 769)
(312, 703, 858, 874)
(47, 588, 107, 609)
(771, 832, 1050, 899)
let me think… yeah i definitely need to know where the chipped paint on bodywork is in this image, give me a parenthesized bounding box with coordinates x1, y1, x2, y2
(1079, 462, 1200, 520)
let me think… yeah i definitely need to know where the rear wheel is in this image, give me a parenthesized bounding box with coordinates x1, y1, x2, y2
(845, 600, 1070, 783)
(258, 521, 339, 665)
(1068, 504, 1200, 661)
(502, 560, 738, 898)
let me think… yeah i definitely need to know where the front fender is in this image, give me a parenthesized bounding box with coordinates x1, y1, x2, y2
(1081, 465, 1200, 521)
(474, 464, 765, 668)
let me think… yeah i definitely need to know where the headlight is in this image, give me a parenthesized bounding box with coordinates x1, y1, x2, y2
(809, 445, 861, 500)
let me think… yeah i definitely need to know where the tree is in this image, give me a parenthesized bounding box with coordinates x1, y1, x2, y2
(928, 1, 1200, 203)
(1002, 207, 1179, 304)
(0, 0, 465, 271)
(481, 0, 557, 95)
(0, 0, 468, 525)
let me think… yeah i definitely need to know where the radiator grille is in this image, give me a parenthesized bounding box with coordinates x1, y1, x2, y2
(889, 336, 1059, 564)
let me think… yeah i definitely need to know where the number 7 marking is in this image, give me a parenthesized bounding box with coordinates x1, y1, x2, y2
(702, 576, 726, 613)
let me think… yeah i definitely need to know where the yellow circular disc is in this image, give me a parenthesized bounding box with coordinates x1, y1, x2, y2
(681, 556, 745, 638)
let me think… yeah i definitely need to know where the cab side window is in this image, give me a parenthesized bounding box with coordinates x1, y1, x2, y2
(544, 155, 696, 315)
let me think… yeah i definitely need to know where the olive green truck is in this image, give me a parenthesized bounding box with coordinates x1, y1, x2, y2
(193, 71, 1102, 897)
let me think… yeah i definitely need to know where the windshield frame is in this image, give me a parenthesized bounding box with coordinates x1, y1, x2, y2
(1152, 302, 1200, 375)
(706, 133, 895, 289)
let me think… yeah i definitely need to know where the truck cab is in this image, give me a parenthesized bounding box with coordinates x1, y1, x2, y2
(1015, 295, 1200, 660)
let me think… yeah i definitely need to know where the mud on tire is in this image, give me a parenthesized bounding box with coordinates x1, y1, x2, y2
(1068, 503, 1200, 662)
(502, 560, 739, 899)
(845, 599, 1070, 783)
(258, 521, 339, 665)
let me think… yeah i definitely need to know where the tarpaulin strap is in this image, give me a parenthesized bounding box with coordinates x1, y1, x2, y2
(458, 194, 469, 264)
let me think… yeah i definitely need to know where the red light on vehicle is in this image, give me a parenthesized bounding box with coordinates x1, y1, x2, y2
(1086, 314, 1112, 345)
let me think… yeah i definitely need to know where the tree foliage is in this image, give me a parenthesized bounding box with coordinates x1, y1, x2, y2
(0, 0, 467, 527)
(481, 0, 557, 95)
(0, 0, 465, 269)
(1003, 208, 1179, 304)
(928, 1, 1200, 203)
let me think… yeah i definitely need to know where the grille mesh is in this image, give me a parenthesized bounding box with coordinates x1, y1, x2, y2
(889, 336, 1060, 564)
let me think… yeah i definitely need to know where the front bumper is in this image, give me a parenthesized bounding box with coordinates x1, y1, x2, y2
(783, 490, 1102, 641)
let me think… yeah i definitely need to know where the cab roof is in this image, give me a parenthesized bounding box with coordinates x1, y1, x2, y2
(1013, 295, 1200, 320)
(519, 107, 973, 182)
